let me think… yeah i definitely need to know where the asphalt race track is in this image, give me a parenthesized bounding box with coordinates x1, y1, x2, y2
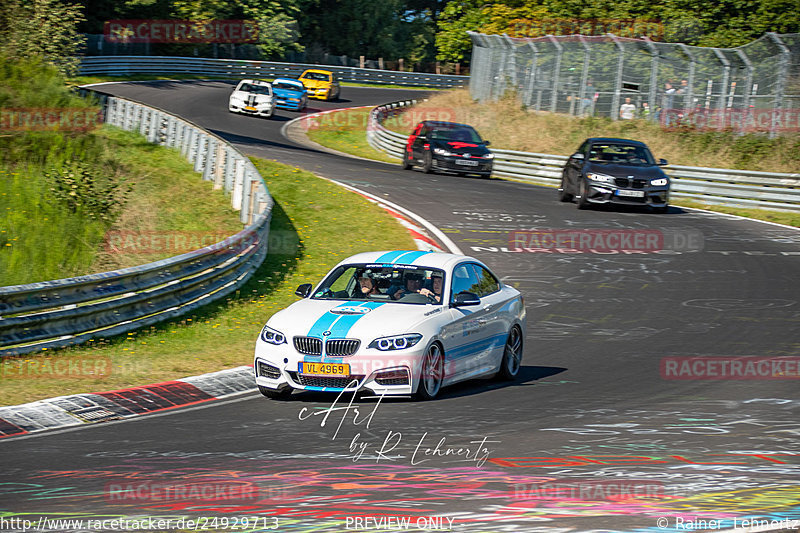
(1, 81, 799, 533)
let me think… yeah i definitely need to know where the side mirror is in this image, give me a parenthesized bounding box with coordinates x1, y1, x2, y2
(483, 140, 491, 146)
(295, 283, 312, 298)
(452, 292, 480, 307)
(571, 152, 585, 160)
(658, 158, 668, 166)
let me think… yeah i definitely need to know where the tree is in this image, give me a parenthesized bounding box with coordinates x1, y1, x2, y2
(0, 0, 86, 76)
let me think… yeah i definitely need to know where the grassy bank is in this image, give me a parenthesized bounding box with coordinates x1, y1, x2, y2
(304, 107, 398, 163)
(0, 157, 416, 406)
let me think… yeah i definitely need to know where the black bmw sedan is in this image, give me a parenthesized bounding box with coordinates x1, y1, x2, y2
(402, 120, 494, 177)
(559, 138, 670, 213)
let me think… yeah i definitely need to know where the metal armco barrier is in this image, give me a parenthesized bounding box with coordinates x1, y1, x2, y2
(367, 100, 800, 211)
(79, 56, 468, 89)
(0, 90, 273, 356)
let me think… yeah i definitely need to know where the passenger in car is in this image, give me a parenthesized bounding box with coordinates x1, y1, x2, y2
(357, 275, 380, 297)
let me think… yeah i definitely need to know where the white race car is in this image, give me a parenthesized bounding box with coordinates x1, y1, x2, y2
(228, 79, 274, 118)
(254, 251, 526, 400)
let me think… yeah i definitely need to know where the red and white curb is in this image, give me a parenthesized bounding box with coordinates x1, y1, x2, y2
(0, 366, 255, 439)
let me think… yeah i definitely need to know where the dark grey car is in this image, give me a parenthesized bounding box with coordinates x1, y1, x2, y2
(559, 137, 670, 213)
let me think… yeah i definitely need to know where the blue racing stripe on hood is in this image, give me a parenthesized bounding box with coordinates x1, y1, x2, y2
(307, 302, 350, 337)
(393, 250, 433, 264)
(375, 251, 414, 263)
(307, 301, 385, 338)
(327, 301, 385, 338)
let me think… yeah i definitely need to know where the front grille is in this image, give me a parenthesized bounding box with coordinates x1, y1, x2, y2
(326, 339, 360, 356)
(289, 372, 364, 388)
(375, 370, 409, 386)
(614, 177, 630, 187)
(257, 361, 281, 379)
(633, 179, 647, 189)
(294, 336, 322, 355)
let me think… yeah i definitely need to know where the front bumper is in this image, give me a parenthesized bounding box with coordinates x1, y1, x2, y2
(254, 342, 426, 396)
(275, 98, 303, 110)
(229, 103, 274, 117)
(433, 155, 493, 175)
(583, 181, 669, 207)
(306, 88, 331, 100)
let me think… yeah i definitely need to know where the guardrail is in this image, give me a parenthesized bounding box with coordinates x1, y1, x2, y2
(0, 90, 273, 356)
(79, 56, 469, 89)
(368, 100, 800, 211)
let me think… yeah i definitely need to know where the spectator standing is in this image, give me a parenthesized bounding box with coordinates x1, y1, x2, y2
(619, 97, 636, 120)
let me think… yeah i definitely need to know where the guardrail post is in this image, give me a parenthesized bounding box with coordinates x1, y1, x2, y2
(232, 158, 244, 210)
(240, 169, 253, 224)
(224, 147, 236, 192)
(193, 133, 206, 172)
(213, 142, 226, 189)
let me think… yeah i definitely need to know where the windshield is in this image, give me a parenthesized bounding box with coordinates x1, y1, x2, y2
(238, 83, 271, 95)
(302, 72, 331, 81)
(588, 143, 655, 165)
(274, 82, 302, 91)
(429, 125, 482, 143)
(312, 264, 445, 305)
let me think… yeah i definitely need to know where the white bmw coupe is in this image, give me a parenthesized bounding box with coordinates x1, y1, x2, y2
(254, 251, 526, 400)
(228, 79, 274, 118)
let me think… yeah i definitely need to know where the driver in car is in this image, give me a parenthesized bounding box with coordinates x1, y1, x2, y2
(419, 273, 443, 303)
(392, 273, 423, 300)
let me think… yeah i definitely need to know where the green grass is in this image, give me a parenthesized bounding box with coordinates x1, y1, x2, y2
(0, 126, 244, 286)
(0, 157, 416, 406)
(674, 199, 800, 227)
(305, 107, 399, 163)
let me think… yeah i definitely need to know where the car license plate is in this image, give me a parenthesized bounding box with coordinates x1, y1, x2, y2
(617, 189, 645, 197)
(244, 106, 257, 111)
(300, 362, 349, 376)
(456, 160, 479, 166)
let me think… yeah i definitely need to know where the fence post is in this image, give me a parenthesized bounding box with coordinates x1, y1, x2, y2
(643, 38, 659, 118)
(713, 48, 731, 130)
(678, 44, 696, 112)
(610, 34, 625, 120)
(767, 33, 790, 139)
(736, 49, 754, 135)
(578, 36, 591, 117)
(546, 35, 563, 113)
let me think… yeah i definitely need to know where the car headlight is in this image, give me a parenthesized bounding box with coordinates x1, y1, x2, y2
(260, 325, 286, 345)
(650, 178, 668, 186)
(368, 334, 423, 351)
(484, 153, 495, 159)
(587, 173, 614, 183)
(433, 148, 453, 156)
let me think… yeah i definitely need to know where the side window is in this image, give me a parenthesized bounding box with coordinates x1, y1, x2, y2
(470, 264, 500, 297)
(451, 263, 481, 299)
(413, 123, 424, 136)
(419, 124, 429, 137)
(577, 140, 589, 156)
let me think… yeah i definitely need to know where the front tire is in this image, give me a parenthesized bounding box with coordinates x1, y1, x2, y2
(422, 151, 433, 174)
(577, 180, 590, 210)
(497, 326, 523, 380)
(415, 343, 443, 400)
(401, 151, 413, 170)
(258, 385, 292, 400)
(653, 204, 669, 214)
(559, 176, 574, 202)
